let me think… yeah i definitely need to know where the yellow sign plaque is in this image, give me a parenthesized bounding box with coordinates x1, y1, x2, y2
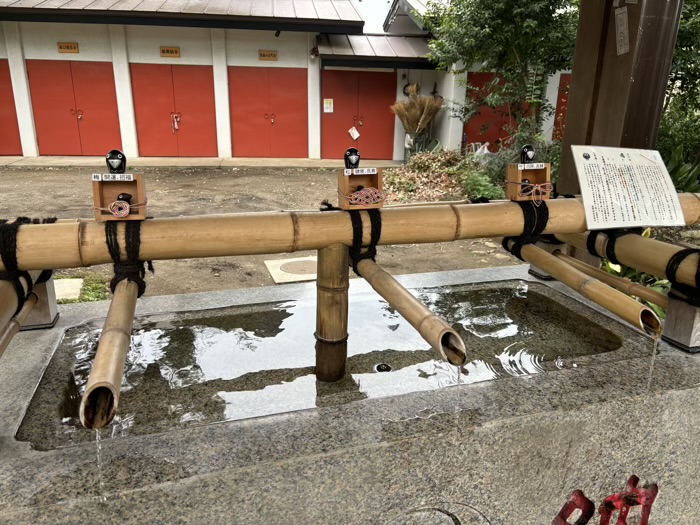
(57, 42, 79, 54)
(258, 49, 278, 61)
(160, 46, 181, 58)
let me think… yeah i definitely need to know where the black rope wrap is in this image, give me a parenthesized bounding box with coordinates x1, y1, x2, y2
(664, 248, 700, 303)
(502, 201, 550, 261)
(586, 228, 643, 264)
(348, 209, 382, 276)
(0, 217, 57, 315)
(105, 221, 154, 298)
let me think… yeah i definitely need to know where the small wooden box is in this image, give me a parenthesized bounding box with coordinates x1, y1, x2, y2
(505, 163, 551, 201)
(337, 168, 384, 210)
(92, 173, 147, 221)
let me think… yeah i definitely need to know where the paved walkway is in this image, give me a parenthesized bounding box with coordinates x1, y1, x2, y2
(0, 156, 402, 168)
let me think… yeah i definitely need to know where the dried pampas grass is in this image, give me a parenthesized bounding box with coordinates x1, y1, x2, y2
(391, 84, 444, 134)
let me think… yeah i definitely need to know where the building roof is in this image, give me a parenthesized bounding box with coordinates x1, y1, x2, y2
(0, 0, 365, 32)
(383, 0, 446, 33)
(317, 32, 433, 69)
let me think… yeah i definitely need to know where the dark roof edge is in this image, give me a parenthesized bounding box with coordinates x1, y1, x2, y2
(321, 55, 434, 70)
(0, 9, 364, 33)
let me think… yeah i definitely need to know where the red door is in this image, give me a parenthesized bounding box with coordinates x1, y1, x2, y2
(269, 68, 308, 158)
(321, 70, 359, 160)
(230, 67, 271, 157)
(132, 64, 218, 157)
(70, 62, 122, 156)
(131, 63, 178, 157)
(27, 60, 121, 156)
(321, 70, 396, 160)
(0, 60, 22, 155)
(229, 66, 308, 158)
(27, 60, 82, 155)
(463, 72, 512, 151)
(357, 72, 396, 160)
(172, 65, 218, 157)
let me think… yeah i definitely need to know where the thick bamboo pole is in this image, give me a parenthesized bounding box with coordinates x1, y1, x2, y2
(511, 242, 662, 335)
(315, 244, 349, 382)
(0, 270, 41, 336)
(557, 230, 700, 289)
(356, 259, 467, 366)
(5, 194, 699, 272)
(79, 279, 139, 430)
(555, 252, 670, 308)
(0, 292, 38, 358)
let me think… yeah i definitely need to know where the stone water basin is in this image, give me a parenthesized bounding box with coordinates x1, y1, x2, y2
(17, 280, 631, 451)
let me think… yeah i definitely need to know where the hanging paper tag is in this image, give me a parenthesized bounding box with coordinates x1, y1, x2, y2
(348, 127, 360, 140)
(572, 145, 684, 229)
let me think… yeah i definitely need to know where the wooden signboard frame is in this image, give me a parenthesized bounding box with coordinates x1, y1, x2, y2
(92, 174, 147, 221)
(337, 168, 383, 210)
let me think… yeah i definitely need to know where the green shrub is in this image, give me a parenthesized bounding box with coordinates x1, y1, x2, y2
(666, 145, 700, 193)
(657, 106, 700, 166)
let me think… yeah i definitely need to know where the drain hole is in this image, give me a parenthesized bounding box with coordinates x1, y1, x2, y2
(374, 363, 392, 373)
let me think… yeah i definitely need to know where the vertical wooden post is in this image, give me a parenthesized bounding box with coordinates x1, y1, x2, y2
(315, 243, 349, 382)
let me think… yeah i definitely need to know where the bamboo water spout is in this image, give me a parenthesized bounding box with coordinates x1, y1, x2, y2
(555, 252, 670, 309)
(356, 259, 467, 366)
(509, 241, 662, 336)
(3, 194, 700, 273)
(0, 292, 38, 358)
(557, 231, 700, 289)
(79, 279, 139, 430)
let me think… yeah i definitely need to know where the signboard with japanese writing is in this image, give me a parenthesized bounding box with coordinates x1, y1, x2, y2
(57, 42, 79, 54)
(160, 46, 180, 58)
(92, 173, 134, 182)
(572, 145, 684, 229)
(258, 50, 278, 61)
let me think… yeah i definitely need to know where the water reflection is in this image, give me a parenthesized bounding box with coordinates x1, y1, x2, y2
(18, 281, 624, 449)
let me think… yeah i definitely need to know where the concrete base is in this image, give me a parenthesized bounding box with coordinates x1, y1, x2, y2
(0, 266, 697, 524)
(661, 289, 700, 352)
(21, 280, 59, 331)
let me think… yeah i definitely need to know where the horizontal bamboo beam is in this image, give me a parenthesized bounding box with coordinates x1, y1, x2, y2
(4, 194, 699, 272)
(511, 242, 661, 336)
(555, 252, 670, 308)
(557, 229, 699, 289)
(79, 279, 139, 430)
(0, 292, 38, 358)
(356, 259, 467, 366)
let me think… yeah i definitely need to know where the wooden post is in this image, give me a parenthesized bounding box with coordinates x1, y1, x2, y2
(79, 279, 139, 429)
(315, 244, 349, 382)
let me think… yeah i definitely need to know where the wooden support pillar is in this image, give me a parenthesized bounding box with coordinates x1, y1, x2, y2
(315, 243, 349, 382)
(558, 0, 684, 194)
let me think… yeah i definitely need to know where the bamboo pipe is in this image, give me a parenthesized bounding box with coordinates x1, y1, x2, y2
(555, 252, 670, 309)
(315, 244, 350, 382)
(356, 259, 467, 366)
(5, 194, 699, 272)
(557, 230, 700, 289)
(510, 241, 662, 336)
(79, 279, 139, 430)
(0, 292, 38, 358)
(0, 270, 41, 336)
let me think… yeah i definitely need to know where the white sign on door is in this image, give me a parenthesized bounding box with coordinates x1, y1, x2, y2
(323, 99, 334, 113)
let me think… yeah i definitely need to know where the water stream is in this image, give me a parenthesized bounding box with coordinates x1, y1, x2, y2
(95, 429, 106, 504)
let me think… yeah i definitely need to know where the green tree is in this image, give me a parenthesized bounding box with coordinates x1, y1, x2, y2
(423, 0, 578, 139)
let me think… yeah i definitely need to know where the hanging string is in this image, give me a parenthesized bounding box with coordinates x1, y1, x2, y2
(505, 181, 553, 206)
(105, 221, 154, 297)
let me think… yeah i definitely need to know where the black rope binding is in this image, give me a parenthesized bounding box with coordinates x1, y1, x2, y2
(348, 209, 382, 275)
(0, 217, 57, 316)
(105, 221, 154, 298)
(586, 228, 643, 264)
(502, 201, 550, 261)
(665, 248, 700, 304)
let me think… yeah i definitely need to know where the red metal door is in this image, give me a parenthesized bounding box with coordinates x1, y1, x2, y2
(172, 65, 218, 157)
(0, 60, 22, 156)
(229, 67, 271, 157)
(269, 68, 308, 158)
(357, 71, 396, 160)
(463, 72, 512, 151)
(130, 63, 178, 157)
(70, 61, 122, 156)
(321, 70, 359, 160)
(27, 60, 82, 155)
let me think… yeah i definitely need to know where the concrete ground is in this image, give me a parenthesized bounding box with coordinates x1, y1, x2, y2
(0, 267, 697, 524)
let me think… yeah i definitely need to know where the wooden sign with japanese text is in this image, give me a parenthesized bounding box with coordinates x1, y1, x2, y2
(57, 42, 79, 54)
(160, 46, 181, 58)
(258, 50, 278, 61)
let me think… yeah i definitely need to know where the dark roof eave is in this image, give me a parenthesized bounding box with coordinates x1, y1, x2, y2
(321, 55, 435, 70)
(0, 9, 365, 33)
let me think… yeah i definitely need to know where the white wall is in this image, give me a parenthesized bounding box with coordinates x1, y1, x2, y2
(20, 22, 112, 62)
(127, 26, 213, 65)
(0, 25, 7, 59)
(226, 29, 308, 68)
(307, 33, 321, 159)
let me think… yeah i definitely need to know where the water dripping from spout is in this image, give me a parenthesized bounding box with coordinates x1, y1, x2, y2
(95, 429, 106, 504)
(645, 336, 661, 394)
